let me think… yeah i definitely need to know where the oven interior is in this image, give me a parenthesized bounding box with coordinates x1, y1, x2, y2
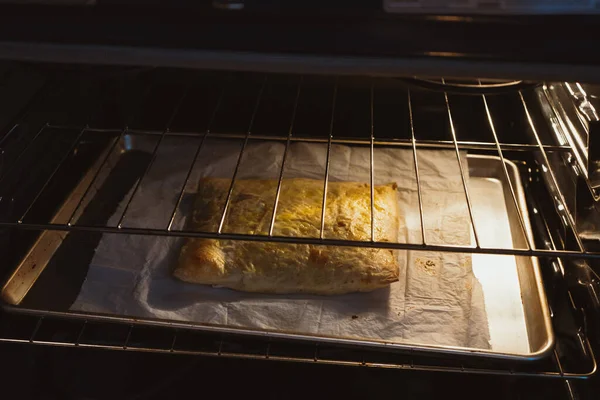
(0, 62, 599, 398)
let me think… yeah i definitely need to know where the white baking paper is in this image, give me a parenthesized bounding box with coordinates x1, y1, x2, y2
(71, 136, 490, 350)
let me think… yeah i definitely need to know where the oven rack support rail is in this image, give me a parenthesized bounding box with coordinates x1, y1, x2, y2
(0, 80, 591, 260)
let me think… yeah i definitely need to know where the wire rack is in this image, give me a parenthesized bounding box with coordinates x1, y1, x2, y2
(0, 303, 596, 382)
(0, 73, 592, 260)
(0, 70, 598, 393)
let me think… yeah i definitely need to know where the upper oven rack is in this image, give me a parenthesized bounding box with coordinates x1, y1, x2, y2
(0, 73, 590, 260)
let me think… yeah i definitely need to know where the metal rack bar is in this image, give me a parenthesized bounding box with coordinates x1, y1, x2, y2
(482, 94, 533, 251)
(116, 89, 190, 229)
(4, 219, 600, 259)
(217, 337, 224, 356)
(123, 325, 133, 349)
(519, 92, 586, 253)
(75, 320, 86, 346)
(169, 331, 177, 353)
(553, 349, 577, 400)
(0, 123, 48, 184)
(269, 136, 291, 236)
(319, 83, 338, 240)
(369, 84, 375, 242)
(553, 349, 566, 378)
(265, 342, 271, 359)
(47, 126, 122, 133)
(407, 90, 426, 245)
(67, 128, 127, 226)
(166, 133, 209, 231)
(18, 126, 88, 223)
(269, 78, 302, 237)
(217, 77, 267, 234)
(115, 134, 164, 227)
(73, 126, 571, 153)
(443, 89, 481, 248)
(166, 86, 226, 231)
(0, 123, 20, 151)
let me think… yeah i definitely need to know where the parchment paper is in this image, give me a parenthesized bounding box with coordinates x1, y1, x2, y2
(72, 136, 490, 350)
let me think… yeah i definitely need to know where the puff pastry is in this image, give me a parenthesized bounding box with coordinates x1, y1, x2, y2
(174, 177, 400, 295)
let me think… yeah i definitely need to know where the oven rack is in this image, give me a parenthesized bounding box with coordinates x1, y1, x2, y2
(0, 305, 596, 384)
(0, 70, 598, 399)
(0, 74, 591, 260)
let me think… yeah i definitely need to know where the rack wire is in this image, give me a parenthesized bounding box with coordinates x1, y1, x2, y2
(0, 74, 592, 260)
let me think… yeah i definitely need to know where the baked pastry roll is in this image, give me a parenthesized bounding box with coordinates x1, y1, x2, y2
(174, 177, 400, 295)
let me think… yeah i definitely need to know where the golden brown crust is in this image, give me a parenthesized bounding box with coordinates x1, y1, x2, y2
(175, 178, 400, 294)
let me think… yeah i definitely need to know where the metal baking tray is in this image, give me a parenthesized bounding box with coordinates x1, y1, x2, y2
(1, 132, 553, 360)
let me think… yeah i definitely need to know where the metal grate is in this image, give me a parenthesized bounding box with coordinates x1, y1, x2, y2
(0, 306, 596, 381)
(0, 70, 598, 393)
(0, 74, 590, 259)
